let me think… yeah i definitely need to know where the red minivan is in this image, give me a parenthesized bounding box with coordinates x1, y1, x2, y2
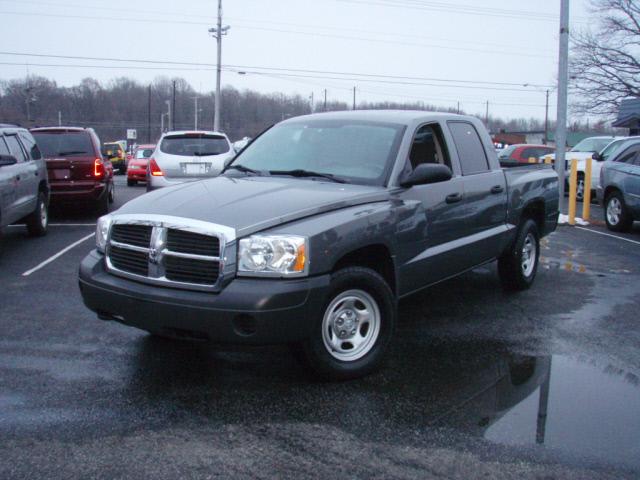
(31, 127, 114, 214)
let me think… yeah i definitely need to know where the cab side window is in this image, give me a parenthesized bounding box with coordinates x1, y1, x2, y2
(0, 137, 10, 156)
(614, 147, 639, 164)
(448, 121, 490, 175)
(408, 124, 451, 170)
(4, 135, 27, 162)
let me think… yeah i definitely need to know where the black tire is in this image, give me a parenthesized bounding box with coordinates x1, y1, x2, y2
(108, 181, 115, 204)
(127, 179, 136, 187)
(575, 173, 585, 202)
(604, 190, 633, 232)
(25, 191, 48, 237)
(498, 218, 539, 291)
(300, 267, 396, 380)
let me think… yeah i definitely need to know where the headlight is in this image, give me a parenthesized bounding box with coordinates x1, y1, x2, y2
(95, 214, 113, 253)
(238, 235, 308, 277)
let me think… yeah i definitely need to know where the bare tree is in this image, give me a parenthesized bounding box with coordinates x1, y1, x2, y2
(570, 0, 640, 115)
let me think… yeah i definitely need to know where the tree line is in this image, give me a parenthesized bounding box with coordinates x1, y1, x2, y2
(0, 75, 604, 146)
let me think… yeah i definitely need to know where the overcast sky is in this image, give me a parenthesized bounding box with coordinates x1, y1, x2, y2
(1, 0, 592, 121)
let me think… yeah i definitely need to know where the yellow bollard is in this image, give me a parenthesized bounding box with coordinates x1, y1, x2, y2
(544, 156, 552, 164)
(582, 158, 592, 221)
(568, 159, 578, 225)
(528, 157, 537, 163)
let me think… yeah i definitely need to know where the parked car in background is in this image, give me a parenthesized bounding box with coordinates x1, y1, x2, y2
(497, 144, 555, 166)
(542, 136, 620, 201)
(232, 136, 252, 153)
(127, 144, 155, 186)
(102, 141, 126, 174)
(31, 127, 114, 215)
(0, 124, 49, 239)
(146, 130, 234, 191)
(597, 138, 640, 232)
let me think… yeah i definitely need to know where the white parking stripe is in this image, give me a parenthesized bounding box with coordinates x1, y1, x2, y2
(575, 226, 640, 246)
(22, 233, 95, 277)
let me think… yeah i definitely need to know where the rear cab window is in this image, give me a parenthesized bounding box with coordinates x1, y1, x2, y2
(160, 134, 230, 156)
(447, 121, 490, 175)
(31, 131, 95, 158)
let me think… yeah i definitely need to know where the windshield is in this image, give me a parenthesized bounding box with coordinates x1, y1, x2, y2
(570, 138, 612, 153)
(160, 134, 230, 156)
(599, 139, 626, 161)
(228, 120, 405, 185)
(135, 148, 154, 159)
(32, 131, 94, 157)
(497, 145, 517, 159)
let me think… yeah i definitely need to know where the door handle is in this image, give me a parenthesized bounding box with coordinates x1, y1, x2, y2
(490, 185, 504, 194)
(445, 193, 462, 204)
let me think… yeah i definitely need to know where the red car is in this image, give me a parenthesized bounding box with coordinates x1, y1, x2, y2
(127, 144, 155, 186)
(31, 127, 114, 214)
(497, 144, 555, 165)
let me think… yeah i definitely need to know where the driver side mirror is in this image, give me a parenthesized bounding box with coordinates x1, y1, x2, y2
(592, 152, 603, 162)
(0, 154, 18, 167)
(400, 163, 453, 187)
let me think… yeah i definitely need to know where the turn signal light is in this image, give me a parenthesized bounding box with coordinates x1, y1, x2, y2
(149, 158, 163, 176)
(94, 158, 105, 178)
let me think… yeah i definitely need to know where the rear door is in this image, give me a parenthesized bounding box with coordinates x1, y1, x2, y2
(32, 130, 97, 187)
(17, 131, 42, 207)
(3, 133, 33, 218)
(0, 136, 21, 225)
(448, 121, 508, 264)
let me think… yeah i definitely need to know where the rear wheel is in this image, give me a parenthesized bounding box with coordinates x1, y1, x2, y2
(96, 185, 110, 216)
(498, 218, 539, 291)
(26, 192, 48, 237)
(108, 181, 115, 203)
(127, 179, 136, 187)
(300, 267, 396, 380)
(605, 191, 633, 232)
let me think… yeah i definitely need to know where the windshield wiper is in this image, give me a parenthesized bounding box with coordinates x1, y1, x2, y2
(193, 151, 218, 156)
(268, 169, 347, 183)
(58, 150, 88, 155)
(224, 164, 261, 175)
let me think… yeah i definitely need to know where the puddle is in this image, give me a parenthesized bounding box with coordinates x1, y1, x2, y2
(483, 355, 640, 470)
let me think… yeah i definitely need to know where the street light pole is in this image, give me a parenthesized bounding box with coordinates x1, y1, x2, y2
(555, 0, 570, 201)
(544, 89, 550, 145)
(209, 0, 230, 132)
(193, 95, 199, 130)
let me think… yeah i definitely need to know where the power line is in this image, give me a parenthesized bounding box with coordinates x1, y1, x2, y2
(0, 51, 552, 90)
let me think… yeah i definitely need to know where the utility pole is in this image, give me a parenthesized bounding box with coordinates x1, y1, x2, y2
(147, 85, 152, 143)
(209, 0, 230, 132)
(193, 95, 199, 129)
(160, 113, 165, 134)
(58, 111, 62, 126)
(485, 100, 489, 125)
(544, 89, 550, 145)
(457, 101, 460, 114)
(323, 89, 327, 112)
(310, 92, 314, 112)
(555, 0, 570, 200)
(165, 100, 171, 133)
(172, 80, 176, 130)
(353, 86, 356, 110)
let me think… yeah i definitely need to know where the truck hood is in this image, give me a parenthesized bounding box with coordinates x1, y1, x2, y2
(116, 175, 390, 237)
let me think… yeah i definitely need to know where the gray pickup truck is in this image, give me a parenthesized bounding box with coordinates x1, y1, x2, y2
(79, 111, 558, 379)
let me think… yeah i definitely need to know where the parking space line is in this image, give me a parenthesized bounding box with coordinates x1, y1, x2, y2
(575, 226, 640, 246)
(22, 233, 95, 277)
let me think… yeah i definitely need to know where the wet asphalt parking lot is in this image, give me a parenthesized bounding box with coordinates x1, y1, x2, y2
(1, 176, 640, 479)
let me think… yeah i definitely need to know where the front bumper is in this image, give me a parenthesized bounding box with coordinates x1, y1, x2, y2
(78, 250, 331, 344)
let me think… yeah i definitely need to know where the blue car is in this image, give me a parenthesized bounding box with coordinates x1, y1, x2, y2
(598, 139, 640, 231)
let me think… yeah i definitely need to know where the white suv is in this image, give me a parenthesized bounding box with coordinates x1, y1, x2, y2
(147, 130, 234, 191)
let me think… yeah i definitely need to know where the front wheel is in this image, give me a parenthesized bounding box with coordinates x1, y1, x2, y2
(300, 267, 396, 380)
(26, 192, 48, 237)
(498, 218, 539, 291)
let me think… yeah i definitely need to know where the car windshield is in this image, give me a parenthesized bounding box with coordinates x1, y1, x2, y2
(136, 148, 154, 159)
(228, 119, 405, 186)
(497, 145, 517, 159)
(570, 138, 612, 153)
(160, 134, 229, 156)
(32, 131, 94, 157)
(599, 139, 627, 161)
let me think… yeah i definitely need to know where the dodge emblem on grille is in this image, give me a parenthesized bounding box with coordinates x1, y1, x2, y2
(148, 247, 159, 264)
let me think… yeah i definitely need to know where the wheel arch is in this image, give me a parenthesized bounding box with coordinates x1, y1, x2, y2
(332, 243, 396, 296)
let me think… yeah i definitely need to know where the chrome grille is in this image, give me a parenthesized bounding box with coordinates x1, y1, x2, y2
(105, 216, 232, 292)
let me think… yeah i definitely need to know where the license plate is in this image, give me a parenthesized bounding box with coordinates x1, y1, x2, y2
(185, 163, 207, 175)
(52, 169, 70, 180)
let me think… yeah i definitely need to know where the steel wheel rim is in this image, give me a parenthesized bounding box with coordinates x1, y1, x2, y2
(576, 179, 584, 200)
(521, 233, 536, 277)
(322, 289, 381, 362)
(607, 198, 621, 225)
(40, 199, 48, 228)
